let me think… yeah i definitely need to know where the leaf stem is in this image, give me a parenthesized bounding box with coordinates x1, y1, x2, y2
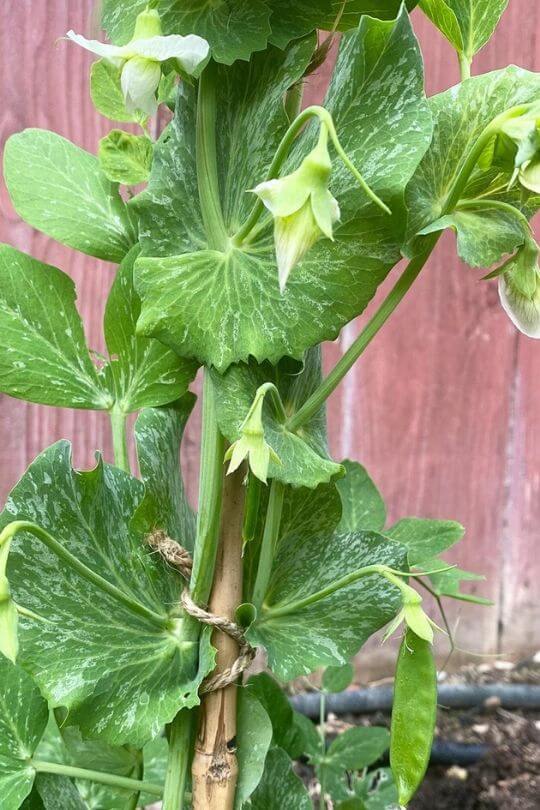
(457, 198, 533, 234)
(110, 407, 130, 473)
(458, 51, 471, 81)
(261, 563, 402, 620)
(318, 690, 327, 810)
(233, 105, 389, 247)
(251, 480, 285, 610)
(0, 521, 169, 630)
(197, 63, 228, 250)
(32, 760, 164, 797)
(162, 711, 194, 810)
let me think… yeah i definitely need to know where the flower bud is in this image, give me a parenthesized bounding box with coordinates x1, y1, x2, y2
(498, 237, 540, 338)
(253, 124, 340, 291)
(224, 385, 281, 484)
(0, 575, 18, 664)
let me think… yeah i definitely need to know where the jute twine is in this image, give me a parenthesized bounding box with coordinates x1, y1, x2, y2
(146, 530, 255, 692)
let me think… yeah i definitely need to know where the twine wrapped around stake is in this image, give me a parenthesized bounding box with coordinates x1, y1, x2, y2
(145, 530, 255, 691)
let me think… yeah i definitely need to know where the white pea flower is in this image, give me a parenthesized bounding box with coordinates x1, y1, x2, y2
(498, 238, 540, 339)
(253, 124, 340, 292)
(224, 385, 281, 484)
(67, 7, 209, 117)
(498, 111, 540, 193)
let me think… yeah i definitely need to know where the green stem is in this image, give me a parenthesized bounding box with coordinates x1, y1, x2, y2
(32, 760, 163, 797)
(242, 474, 263, 546)
(190, 371, 226, 606)
(251, 480, 285, 609)
(233, 105, 388, 247)
(110, 407, 130, 473)
(458, 51, 471, 81)
(0, 521, 168, 630)
(125, 747, 143, 810)
(286, 241, 438, 432)
(318, 690, 327, 810)
(162, 711, 194, 810)
(287, 103, 535, 433)
(284, 80, 304, 123)
(197, 63, 228, 250)
(261, 564, 403, 620)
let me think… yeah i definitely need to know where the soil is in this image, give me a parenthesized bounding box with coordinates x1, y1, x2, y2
(300, 653, 540, 808)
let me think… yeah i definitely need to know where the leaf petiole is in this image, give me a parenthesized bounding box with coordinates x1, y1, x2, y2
(32, 759, 164, 797)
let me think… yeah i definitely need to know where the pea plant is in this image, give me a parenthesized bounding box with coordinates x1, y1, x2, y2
(0, 1, 537, 808)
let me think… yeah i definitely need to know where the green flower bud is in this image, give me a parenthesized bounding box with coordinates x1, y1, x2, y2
(66, 7, 209, 117)
(0, 575, 18, 664)
(253, 124, 340, 291)
(498, 237, 540, 339)
(224, 385, 281, 484)
(383, 582, 440, 644)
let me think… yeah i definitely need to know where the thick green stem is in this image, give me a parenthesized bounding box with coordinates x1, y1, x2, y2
(318, 691, 327, 810)
(191, 371, 226, 606)
(110, 407, 130, 473)
(0, 521, 168, 629)
(458, 51, 471, 81)
(32, 760, 163, 797)
(196, 64, 228, 250)
(162, 712, 194, 810)
(252, 480, 285, 610)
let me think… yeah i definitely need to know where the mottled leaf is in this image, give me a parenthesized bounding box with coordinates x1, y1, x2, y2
(4, 129, 137, 262)
(102, 0, 272, 64)
(133, 395, 197, 552)
(211, 350, 342, 488)
(90, 59, 138, 123)
(0, 657, 48, 809)
(406, 68, 540, 243)
(1, 442, 214, 746)
(417, 205, 526, 268)
(419, 0, 509, 59)
(103, 249, 197, 413)
(385, 518, 464, 566)
(336, 461, 386, 533)
(28, 774, 86, 810)
(247, 531, 407, 680)
(244, 747, 311, 809)
(235, 689, 273, 809)
(135, 12, 430, 370)
(0, 245, 110, 410)
(98, 130, 153, 185)
(322, 662, 354, 693)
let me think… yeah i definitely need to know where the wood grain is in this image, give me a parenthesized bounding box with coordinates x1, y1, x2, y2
(0, 1, 538, 667)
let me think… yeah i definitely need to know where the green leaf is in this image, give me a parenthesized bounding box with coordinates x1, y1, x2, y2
(244, 747, 311, 810)
(419, 0, 509, 60)
(417, 205, 526, 268)
(102, 0, 272, 64)
(211, 350, 343, 488)
(28, 774, 86, 810)
(324, 727, 390, 772)
(0, 657, 48, 809)
(322, 662, 354, 693)
(4, 129, 137, 262)
(406, 68, 540, 244)
(135, 12, 430, 370)
(99, 130, 153, 185)
(90, 60, 138, 123)
(133, 395, 197, 553)
(247, 531, 408, 680)
(0, 245, 110, 410)
(1, 442, 214, 746)
(235, 689, 274, 809)
(103, 248, 197, 413)
(246, 673, 306, 759)
(385, 518, 464, 566)
(336, 461, 386, 533)
(421, 557, 492, 604)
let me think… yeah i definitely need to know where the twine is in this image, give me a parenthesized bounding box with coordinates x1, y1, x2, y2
(146, 529, 193, 580)
(181, 589, 256, 694)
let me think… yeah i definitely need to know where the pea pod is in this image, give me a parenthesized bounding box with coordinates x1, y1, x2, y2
(390, 629, 437, 806)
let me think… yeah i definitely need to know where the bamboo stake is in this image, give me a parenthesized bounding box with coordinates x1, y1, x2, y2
(191, 464, 245, 809)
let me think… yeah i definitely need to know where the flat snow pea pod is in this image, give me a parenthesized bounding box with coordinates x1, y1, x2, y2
(390, 628, 437, 806)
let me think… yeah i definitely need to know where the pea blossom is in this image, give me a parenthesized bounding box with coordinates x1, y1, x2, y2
(66, 7, 209, 117)
(383, 582, 441, 644)
(498, 237, 540, 338)
(224, 384, 281, 484)
(253, 124, 340, 292)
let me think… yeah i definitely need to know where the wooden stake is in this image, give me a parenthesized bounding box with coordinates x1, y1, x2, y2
(191, 465, 245, 809)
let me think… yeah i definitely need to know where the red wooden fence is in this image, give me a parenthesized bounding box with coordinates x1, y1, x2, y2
(0, 1, 538, 671)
